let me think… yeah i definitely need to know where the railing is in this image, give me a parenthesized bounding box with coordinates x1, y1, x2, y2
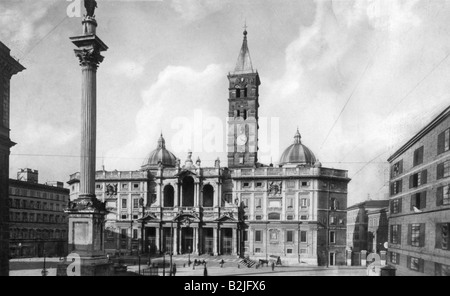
(233, 166, 348, 178)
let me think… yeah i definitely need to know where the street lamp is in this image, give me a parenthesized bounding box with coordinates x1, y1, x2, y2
(188, 245, 191, 266)
(169, 220, 173, 276)
(139, 197, 145, 255)
(18, 243, 22, 258)
(41, 250, 48, 276)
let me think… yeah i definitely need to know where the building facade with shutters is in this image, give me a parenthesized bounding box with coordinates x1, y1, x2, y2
(346, 200, 389, 253)
(9, 169, 69, 258)
(0, 41, 25, 275)
(68, 30, 350, 266)
(387, 105, 450, 276)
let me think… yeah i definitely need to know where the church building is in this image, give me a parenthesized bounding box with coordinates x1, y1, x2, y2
(68, 30, 350, 266)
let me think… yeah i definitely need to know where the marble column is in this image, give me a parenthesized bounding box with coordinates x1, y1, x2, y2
(59, 16, 110, 276)
(232, 228, 237, 255)
(173, 226, 178, 255)
(155, 227, 160, 253)
(213, 226, 218, 255)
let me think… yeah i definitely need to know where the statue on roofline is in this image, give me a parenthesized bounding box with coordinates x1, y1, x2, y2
(84, 0, 97, 18)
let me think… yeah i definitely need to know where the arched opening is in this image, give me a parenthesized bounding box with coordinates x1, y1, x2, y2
(163, 185, 174, 207)
(182, 176, 195, 207)
(202, 184, 214, 207)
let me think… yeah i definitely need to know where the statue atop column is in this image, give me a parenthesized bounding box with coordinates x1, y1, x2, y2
(84, 0, 98, 18)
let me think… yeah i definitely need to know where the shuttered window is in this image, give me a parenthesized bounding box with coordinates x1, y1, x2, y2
(390, 198, 402, 214)
(408, 223, 425, 247)
(437, 129, 450, 155)
(408, 256, 424, 272)
(413, 146, 424, 167)
(390, 179, 403, 196)
(391, 160, 403, 178)
(410, 191, 426, 210)
(391, 224, 401, 244)
(435, 223, 450, 251)
(437, 160, 450, 180)
(437, 185, 450, 206)
(409, 170, 427, 188)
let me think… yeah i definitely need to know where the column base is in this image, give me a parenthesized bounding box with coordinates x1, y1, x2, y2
(56, 254, 113, 276)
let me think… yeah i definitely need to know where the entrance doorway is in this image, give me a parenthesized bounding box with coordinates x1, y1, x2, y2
(181, 228, 193, 254)
(146, 228, 156, 254)
(329, 252, 336, 266)
(221, 228, 233, 255)
(203, 228, 214, 255)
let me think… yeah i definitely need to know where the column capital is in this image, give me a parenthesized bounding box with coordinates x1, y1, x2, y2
(75, 48, 104, 69)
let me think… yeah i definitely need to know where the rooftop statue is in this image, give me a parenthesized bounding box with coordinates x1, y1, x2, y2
(84, 0, 97, 17)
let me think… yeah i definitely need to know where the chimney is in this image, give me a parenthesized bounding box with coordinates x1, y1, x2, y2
(17, 168, 38, 183)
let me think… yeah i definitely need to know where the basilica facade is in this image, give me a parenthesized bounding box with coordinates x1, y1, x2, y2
(68, 30, 350, 266)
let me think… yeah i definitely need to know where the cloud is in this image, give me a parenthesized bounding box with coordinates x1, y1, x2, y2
(260, 0, 450, 204)
(112, 60, 145, 79)
(170, 0, 230, 21)
(104, 63, 228, 170)
(0, 2, 55, 55)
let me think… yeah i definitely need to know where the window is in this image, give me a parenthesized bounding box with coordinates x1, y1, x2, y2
(329, 231, 336, 243)
(287, 249, 293, 254)
(255, 230, 262, 242)
(133, 183, 140, 190)
(286, 230, 294, 242)
(244, 230, 248, 242)
(122, 198, 127, 208)
(408, 223, 425, 247)
(390, 252, 399, 264)
(437, 160, 450, 179)
(390, 179, 403, 196)
(122, 183, 128, 190)
(435, 263, 450, 276)
(390, 198, 402, 214)
(300, 198, 309, 208)
(437, 129, 450, 155)
(121, 214, 127, 220)
(301, 181, 309, 187)
(243, 182, 250, 188)
(330, 198, 338, 210)
(133, 214, 138, 219)
(255, 198, 261, 209)
(330, 216, 336, 225)
(436, 185, 450, 206)
(392, 160, 403, 178)
(409, 170, 427, 188)
(410, 192, 426, 211)
(287, 215, 294, 220)
(256, 182, 263, 188)
(96, 184, 102, 190)
(286, 180, 295, 188)
(300, 231, 307, 243)
(242, 198, 249, 208)
(121, 229, 127, 239)
(133, 198, 139, 209)
(413, 146, 424, 167)
(268, 213, 280, 220)
(255, 248, 261, 253)
(287, 198, 293, 209)
(133, 229, 138, 239)
(435, 223, 450, 250)
(300, 215, 308, 220)
(408, 256, 424, 272)
(255, 215, 262, 220)
(391, 225, 401, 244)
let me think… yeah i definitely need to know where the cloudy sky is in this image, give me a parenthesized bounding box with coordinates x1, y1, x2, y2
(2, 0, 450, 206)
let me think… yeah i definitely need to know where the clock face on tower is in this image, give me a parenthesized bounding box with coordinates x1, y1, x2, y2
(237, 134, 247, 146)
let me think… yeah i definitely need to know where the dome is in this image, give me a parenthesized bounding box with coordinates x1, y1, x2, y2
(279, 129, 316, 166)
(143, 134, 177, 168)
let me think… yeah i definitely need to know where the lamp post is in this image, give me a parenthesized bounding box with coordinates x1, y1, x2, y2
(140, 198, 145, 255)
(130, 219, 133, 256)
(41, 250, 48, 276)
(18, 243, 22, 258)
(188, 245, 191, 266)
(169, 220, 173, 276)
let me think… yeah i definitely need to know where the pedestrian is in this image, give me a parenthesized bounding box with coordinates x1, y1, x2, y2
(204, 265, 208, 276)
(220, 259, 224, 268)
(172, 264, 177, 276)
(271, 262, 275, 271)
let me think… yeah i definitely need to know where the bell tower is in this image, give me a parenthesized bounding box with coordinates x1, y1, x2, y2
(227, 29, 260, 168)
